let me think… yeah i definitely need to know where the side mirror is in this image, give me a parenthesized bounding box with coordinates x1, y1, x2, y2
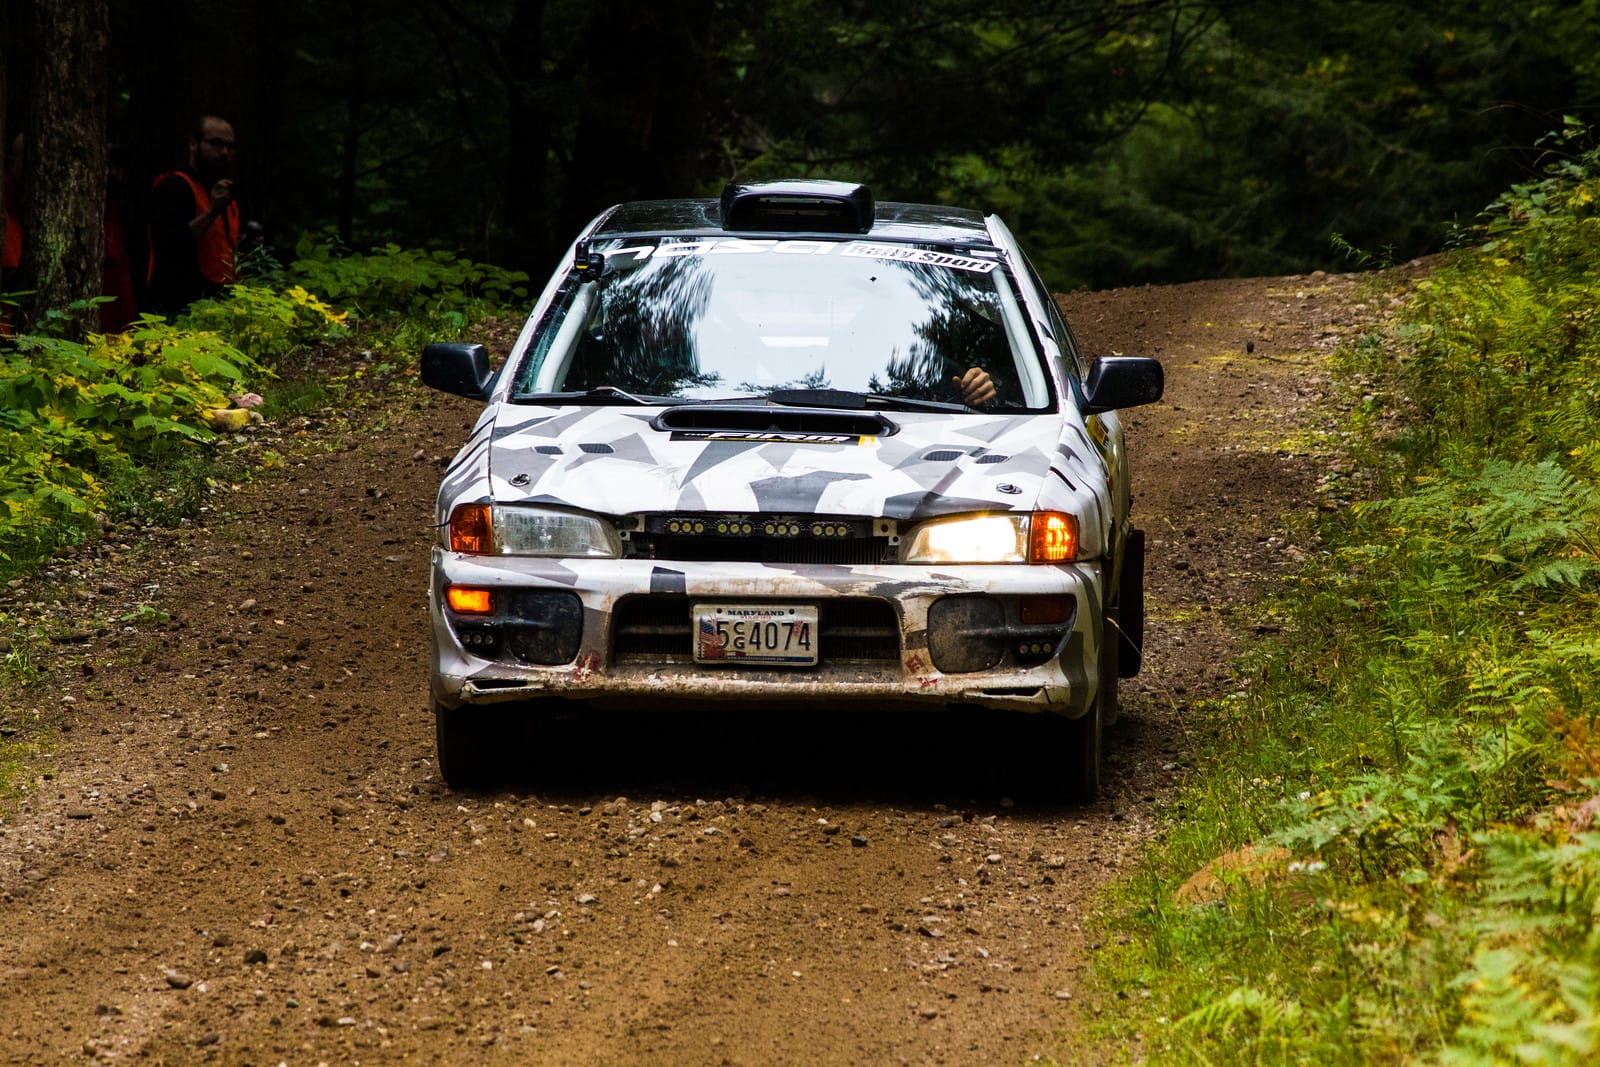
(421, 342, 494, 401)
(1081, 356, 1164, 415)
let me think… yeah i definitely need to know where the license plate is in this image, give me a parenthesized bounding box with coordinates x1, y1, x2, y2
(693, 604, 818, 667)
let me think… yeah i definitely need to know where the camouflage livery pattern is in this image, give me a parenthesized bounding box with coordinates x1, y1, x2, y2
(437, 404, 1120, 556)
(430, 396, 1128, 718)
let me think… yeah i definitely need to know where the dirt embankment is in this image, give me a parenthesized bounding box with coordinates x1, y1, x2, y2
(0, 271, 1379, 1065)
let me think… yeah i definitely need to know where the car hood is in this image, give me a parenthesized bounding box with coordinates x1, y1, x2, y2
(481, 404, 1077, 521)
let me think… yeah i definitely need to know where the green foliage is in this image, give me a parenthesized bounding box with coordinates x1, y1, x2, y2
(0, 239, 520, 587)
(1329, 233, 1396, 272)
(1392, 123, 1600, 478)
(1097, 123, 1600, 1066)
(0, 282, 349, 573)
(178, 284, 350, 368)
(1367, 460, 1600, 593)
(118, 604, 171, 625)
(94, 0, 1600, 292)
(0, 318, 261, 553)
(286, 240, 528, 319)
(274, 241, 528, 357)
(0, 240, 517, 582)
(1437, 827, 1600, 1066)
(258, 380, 331, 419)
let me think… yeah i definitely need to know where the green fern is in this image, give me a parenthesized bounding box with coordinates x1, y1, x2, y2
(1371, 459, 1600, 593)
(1436, 831, 1600, 1066)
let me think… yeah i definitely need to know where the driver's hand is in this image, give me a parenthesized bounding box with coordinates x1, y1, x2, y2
(953, 367, 996, 406)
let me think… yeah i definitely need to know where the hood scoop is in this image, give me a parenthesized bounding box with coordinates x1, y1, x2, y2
(651, 404, 897, 439)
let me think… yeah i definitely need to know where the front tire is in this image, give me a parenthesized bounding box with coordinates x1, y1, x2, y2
(433, 699, 504, 790)
(1008, 706, 1099, 804)
(1060, 699, 1102, 804)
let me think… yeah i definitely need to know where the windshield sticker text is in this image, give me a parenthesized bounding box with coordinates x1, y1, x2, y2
(597, 239, 997, 273)
(839, 243, 998, 273)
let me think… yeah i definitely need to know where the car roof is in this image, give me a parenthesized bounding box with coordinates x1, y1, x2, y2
(591, 198, 996, 247)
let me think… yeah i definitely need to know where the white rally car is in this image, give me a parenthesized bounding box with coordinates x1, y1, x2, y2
(422, 180, 1162, 797)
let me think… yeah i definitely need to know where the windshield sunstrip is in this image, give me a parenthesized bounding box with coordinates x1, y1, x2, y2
(589, 237, 999, 274)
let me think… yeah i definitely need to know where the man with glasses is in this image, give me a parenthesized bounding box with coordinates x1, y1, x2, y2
(146, 115, 241, 317)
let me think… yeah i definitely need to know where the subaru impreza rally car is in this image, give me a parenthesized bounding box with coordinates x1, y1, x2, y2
(422, 180, 1163, 797)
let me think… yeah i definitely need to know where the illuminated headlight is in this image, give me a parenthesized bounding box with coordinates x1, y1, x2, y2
(902, 512, 1078, 563)
(449, 503, 620, 557)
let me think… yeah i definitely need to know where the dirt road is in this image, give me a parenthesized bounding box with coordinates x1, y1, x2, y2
(0, 271, 1376, 1065)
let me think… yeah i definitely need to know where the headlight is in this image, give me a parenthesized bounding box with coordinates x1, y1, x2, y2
(902, 511, 1078, 563)
(448, 503, 620, 557)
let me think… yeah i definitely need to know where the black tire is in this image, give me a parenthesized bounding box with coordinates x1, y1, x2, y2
(1060, 699, 1102, 804)
(433, 699, 504, 790)
(1008, 706, 1099, 805)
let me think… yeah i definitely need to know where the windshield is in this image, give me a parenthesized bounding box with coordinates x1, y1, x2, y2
(510, 237, 1053, 410)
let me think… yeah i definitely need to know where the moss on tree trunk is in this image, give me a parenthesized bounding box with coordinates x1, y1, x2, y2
(18, 0, 110, 335)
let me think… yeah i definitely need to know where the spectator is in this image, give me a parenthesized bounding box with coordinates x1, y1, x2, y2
(1, 133, 21, 336)
(2, 133, 20, 282)
(145, 115, 240, 317)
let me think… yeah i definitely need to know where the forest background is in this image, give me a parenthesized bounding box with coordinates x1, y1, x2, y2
(4, 0, 1600, 329)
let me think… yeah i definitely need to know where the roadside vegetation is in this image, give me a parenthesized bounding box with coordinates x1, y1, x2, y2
(1094, 124, 1600, 1064)
(0, 245, 525, 801)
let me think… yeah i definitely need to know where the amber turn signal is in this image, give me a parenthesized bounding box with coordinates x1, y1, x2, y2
(1029, 512, 1078, 562)
(445, 585, 493, 614)
(449, 502, 492, 554)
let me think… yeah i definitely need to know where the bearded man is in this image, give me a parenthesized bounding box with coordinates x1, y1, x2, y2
(146, 115, 241, 317)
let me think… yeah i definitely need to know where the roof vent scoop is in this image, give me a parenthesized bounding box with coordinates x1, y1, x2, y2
(720, 179, 874, 234)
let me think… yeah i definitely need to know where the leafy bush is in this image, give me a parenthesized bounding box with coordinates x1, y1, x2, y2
(0, 316, 261, 566)
(0, 238, 524, 575)
(1439, 826, 1600, 1066)
(1096, 127, 1600, 1066)
(286, 238, 529, 319)
(178, 283, 350, 368)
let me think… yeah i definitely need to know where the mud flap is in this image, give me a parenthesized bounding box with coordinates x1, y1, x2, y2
(1118, 528, 1145, 677)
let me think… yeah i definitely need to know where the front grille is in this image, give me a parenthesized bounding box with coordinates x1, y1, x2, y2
(612, 596, 900, 664)
(630, 535, 890, 565)
(627, 513, 894, 565)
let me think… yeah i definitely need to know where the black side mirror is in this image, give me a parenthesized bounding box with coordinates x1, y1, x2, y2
(421, 342, 494, 401)
(1081, 356, 1164, 414)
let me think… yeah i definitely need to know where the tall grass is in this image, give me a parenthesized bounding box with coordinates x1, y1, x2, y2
(1093, 126, 1600, 1066)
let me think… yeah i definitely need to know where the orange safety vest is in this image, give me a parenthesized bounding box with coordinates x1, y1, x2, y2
(2, 174, 19, 271)
(1, 207, 17, 271)
(148, 170, 239, 285)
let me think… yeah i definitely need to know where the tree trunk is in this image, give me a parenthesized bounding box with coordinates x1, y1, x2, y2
(0, 11, 8, 298)
(336, 0, 365, 248)
(503, 0, 548, 271)
(19, 0, 110, 334)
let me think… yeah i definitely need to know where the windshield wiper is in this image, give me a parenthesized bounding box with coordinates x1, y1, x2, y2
(511, 386, 687, 406)
(766, 388, 971, 413)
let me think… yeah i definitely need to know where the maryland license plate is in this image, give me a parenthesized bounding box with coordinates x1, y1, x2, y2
(692, 604, 818, 667)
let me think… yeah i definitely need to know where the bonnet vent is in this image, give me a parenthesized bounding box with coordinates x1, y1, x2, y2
(652, 404, 895, 439)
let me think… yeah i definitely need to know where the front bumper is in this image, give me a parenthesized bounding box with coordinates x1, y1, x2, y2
(429, 550, 1108, 718)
